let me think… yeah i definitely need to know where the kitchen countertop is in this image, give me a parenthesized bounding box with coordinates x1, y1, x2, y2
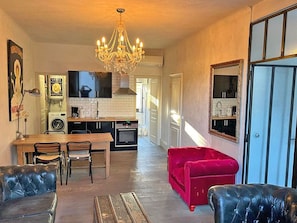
(67, 117, 138, 122)
(211, 116, 236, 120)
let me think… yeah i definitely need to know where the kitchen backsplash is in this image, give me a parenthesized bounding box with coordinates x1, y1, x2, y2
(67, 73, 136, 118)
(212, 98, 237, 117)
(68, 95, 136, 118)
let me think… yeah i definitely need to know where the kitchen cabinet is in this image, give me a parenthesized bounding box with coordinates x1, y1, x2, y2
(68, 121, 87, 133)
(68, 117, 137, 151)
(213, 75, 238, 98)
(87, 121, 115, 149)
(212, 118, 236, 137)
(87, 121, 113, 133)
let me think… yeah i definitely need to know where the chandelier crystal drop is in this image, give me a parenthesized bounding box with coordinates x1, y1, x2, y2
(95, 8, 145, 75)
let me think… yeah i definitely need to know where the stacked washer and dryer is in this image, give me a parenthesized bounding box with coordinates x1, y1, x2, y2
(48, 112, 67, 133)
(47, 75, 67, 134)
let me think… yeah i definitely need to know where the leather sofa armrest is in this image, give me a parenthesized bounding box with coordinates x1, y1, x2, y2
(0, 164, 57, 201)
(207, 184, 296, 223)
(285, 190, 297, 221)
(184, 159, 239, 177)
(0, 172, 3, 202)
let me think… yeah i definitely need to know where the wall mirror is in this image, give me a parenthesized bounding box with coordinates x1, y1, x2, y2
(209, 59, 243, 142)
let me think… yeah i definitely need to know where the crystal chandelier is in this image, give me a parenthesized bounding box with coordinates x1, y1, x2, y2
(95, 8, 145, 75)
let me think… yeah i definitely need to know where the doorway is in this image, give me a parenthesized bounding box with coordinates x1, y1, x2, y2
(243, 64, 297, 187)
(169, 73, 183, 148)
(136, 77, 160, 145)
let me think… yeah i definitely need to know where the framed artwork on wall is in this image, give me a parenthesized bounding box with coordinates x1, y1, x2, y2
(8, 40, 23, 121)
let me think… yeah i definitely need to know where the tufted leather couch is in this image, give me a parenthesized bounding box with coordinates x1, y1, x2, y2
(168, 147, 239, 211)
(208, 184, 297, 223)
(0, 164, 58, 223)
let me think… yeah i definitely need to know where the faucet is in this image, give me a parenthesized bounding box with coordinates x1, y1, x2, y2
(96, 101, 99, 119)
(216, 101, 222, 116)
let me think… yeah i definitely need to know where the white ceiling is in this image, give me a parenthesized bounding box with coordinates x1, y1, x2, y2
(0, 0, 263, 49)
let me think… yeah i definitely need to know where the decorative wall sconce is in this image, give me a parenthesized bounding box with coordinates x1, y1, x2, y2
(16, 88, 40, 139)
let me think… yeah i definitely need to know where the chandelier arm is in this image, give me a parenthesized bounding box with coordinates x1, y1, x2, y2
(106, 29, 118, 52)
(123, 30, 135, 54)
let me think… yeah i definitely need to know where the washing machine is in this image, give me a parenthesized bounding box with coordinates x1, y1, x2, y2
(48, 112, 67, 133)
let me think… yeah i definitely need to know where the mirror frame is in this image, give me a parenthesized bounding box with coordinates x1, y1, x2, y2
(209, 59, 243, 142)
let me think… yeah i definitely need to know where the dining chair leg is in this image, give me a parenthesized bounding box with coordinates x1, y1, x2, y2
(59, 161, 63, 185)
(90, 161, 93, 183)
(66, 161, 69, 185)
(69, 160, 72, 176)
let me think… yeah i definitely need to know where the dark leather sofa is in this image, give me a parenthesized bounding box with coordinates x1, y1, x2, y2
(208, 184, 297, 223)
(0, 164, 58, 223)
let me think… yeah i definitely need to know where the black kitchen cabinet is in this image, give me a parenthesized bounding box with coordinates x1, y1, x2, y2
(212, 119, 236, 137)
(213, 75, 238, 98)
(87, 122, 113, 133)
(68, 121, 87, 133)
(87, 121, 115, 149)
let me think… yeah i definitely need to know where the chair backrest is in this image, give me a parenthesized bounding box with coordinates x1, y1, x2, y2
(44, 130, 65, 134)
(34, 142, 61, 155)
(66, 141, 92, 153)
(70, 129, 91, 134)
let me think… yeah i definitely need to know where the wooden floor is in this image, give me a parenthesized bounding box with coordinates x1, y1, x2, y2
(55, 137, 214, 223)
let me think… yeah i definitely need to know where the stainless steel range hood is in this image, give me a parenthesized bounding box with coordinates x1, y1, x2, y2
(113, 74, 137, 95)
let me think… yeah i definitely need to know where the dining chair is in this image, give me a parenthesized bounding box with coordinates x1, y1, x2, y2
(70, 129, 105, 168)
(33, 142, 63, 185)
(66, 141, 93, 184)
(43, 130, 66, 168)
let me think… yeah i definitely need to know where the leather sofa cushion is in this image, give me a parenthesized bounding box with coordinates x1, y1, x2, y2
(0, 165, 56, 201)
(0, 192, 57, 220)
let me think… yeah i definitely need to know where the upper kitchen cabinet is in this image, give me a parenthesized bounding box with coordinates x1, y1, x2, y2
(213, 75, 238, 98)
(68, 71, 112, 98)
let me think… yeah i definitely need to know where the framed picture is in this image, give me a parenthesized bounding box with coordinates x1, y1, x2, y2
(8, 40, 23, 121)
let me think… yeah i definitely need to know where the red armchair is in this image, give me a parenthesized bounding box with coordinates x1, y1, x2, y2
(168, 146, 239, 211)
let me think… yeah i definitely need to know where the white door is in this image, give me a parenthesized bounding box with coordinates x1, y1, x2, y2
(169, 74, 183, 147)
(38, 74, 47, 133)
(149, 78, 160, 144)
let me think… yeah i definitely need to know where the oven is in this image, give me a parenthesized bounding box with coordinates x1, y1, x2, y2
(115, 121, 138, 150)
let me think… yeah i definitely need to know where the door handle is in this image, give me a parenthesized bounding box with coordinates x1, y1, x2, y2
(254, 133, 260, 138)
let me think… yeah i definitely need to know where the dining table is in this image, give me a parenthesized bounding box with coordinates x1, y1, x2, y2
(11, 132, 113, 178)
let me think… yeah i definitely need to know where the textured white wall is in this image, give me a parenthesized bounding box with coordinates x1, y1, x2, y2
(161, 1, 297, 183)
(162, 7, 251, 155)
(0, 9, 38, 165)
(252, 0, 297, 21)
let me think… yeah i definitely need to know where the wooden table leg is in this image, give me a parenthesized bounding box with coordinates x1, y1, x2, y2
(17, 146, 25, 165)
(105, 143, 110, 178)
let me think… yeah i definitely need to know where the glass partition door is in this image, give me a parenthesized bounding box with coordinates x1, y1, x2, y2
(244, 65, 297, 187)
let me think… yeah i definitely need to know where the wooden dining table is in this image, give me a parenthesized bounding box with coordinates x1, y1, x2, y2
(11, 133, 113, 178)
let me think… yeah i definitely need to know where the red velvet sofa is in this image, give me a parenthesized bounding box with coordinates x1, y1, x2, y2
(168, 146, 239, 211)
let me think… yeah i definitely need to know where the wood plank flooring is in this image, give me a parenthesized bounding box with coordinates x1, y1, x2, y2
(55, 137, 214, 223)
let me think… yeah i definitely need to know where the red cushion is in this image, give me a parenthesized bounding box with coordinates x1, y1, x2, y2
(185, 159, 239, 177)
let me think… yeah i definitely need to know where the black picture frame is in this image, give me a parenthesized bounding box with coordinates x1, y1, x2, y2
(8, 40, 23, 121)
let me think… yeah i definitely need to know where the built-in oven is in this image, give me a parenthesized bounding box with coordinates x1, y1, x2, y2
(114, 121, 138, 150)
